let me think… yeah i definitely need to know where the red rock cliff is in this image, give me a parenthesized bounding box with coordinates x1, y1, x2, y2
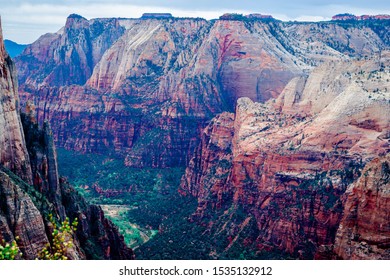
(334, 155, 390, 259)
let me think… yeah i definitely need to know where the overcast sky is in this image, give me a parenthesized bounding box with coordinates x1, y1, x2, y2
(1, 0, 389, 44)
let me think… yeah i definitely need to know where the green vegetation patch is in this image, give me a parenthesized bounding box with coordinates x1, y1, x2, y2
(57, 148, 184, 248)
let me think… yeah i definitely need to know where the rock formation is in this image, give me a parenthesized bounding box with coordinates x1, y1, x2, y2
(0, 20, 32, 183)
(333, 155, 390, 259)
(0, 167, 49, 259)
(16, 14, 125, 87)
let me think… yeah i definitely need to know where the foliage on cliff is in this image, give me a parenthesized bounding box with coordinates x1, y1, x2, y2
(38, 215, 78, 260)
(0, 239, 22, 260)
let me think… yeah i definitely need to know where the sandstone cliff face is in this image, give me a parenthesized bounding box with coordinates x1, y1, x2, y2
(181, 55, 390, 258)
(16, 14, 125, 87)
(0, 168, 49, 259)
(16, 16, 389, 168)
(178, 20, 301, 108)
(0, 21, 32, 183)
(180, 112, 235, 215)
(334, 155, 390, 259)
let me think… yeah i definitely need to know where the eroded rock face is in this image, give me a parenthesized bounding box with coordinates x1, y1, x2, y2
(16, 16, 389, 168)
(0, 169, 49, 259)
(334, 155, 390, 260)
(179, 112, 235, 217)
(181, 55, 390, 258)
(0, 21, 32, 183)
(16, 15, 125, 87)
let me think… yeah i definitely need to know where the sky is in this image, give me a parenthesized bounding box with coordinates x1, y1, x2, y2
(1, 0, 389, 44)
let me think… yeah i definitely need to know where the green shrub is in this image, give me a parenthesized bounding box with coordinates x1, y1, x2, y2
(0, 238, 22, 260)
(37, 214, 78, 260)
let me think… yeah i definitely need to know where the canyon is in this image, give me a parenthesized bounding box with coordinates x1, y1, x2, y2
(4, 13, 390, 259)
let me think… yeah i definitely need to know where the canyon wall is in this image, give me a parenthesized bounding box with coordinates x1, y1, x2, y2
(334, 155, 390, 259)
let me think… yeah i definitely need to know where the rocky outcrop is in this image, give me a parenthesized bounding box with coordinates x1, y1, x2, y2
(332, 14, 390, 21)
(180, 55, 390, 258)
(16, 14, 125, 87)
(334, 155, 390, 259)
(0, 168, 49, 259)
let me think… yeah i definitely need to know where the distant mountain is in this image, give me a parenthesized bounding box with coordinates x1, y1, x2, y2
(4, 39, 27, 58)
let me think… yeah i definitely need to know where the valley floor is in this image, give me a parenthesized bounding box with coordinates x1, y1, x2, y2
(57, 148, 292, 259)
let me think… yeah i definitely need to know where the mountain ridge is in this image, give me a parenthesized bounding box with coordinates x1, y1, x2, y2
(4, 40, 27, 58)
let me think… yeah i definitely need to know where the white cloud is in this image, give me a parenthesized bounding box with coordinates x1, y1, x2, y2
(312, 4, 390, 19)
(294, 15, 330, 22)
(1, 3, 253, 43)
(1, 2, 390, 44)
